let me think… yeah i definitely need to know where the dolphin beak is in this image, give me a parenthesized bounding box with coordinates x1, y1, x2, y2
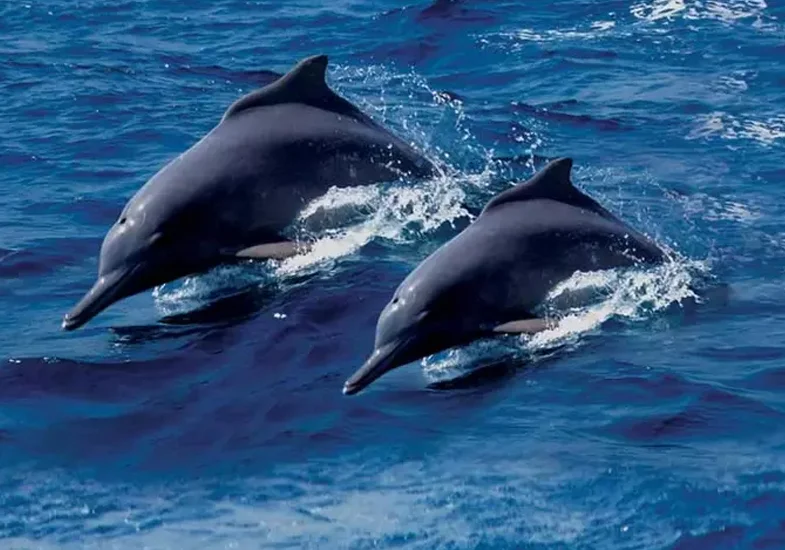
(343, 338, 413, 396)
(62, 266, 139, 331)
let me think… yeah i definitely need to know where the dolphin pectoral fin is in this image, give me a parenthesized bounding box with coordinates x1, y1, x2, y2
(234, 241, 309, 260)
(493, 318, 554, 334)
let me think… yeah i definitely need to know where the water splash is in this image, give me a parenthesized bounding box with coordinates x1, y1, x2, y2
(529, 255, 704, 348)
(274, 173, 470, 276)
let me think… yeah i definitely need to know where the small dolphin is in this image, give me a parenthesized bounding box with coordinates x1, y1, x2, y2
(343, 158, 666, 395)
(63, 54, 435, 330)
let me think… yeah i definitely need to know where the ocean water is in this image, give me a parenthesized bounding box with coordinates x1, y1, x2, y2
(1, 0, 785, 548)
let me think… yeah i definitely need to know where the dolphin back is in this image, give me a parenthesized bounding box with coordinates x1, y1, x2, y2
(482, 158, 664, 263)
(221, 55, 435, 180)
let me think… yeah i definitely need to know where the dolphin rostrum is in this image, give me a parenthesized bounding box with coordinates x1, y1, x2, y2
(63, 54, 435, 330)
(343, 157, 666, 395)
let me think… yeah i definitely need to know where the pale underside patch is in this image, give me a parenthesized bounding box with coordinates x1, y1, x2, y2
(493, 318, 555, 334)
(234, 241, 311, 260)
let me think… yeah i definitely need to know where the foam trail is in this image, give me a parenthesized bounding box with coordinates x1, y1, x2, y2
(530, 256, 703, 348)
(631, 0, 768, 22)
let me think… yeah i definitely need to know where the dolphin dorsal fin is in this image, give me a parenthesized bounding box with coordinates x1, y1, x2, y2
(480, 157, 618, 222)
(222, 54, 338, 121)
(482, 157, 576, 213)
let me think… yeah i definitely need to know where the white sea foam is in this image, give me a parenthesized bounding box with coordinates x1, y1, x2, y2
(631, 0, 769, 22)
(515, 21, 618, 42)
(482, 19, 619, 48)
(688, 112, 785, 146)
(12, 436, 775, 550)
(530, 256, 702, 347)
(631, 0, 687, 21)
(273, 173, 470, 277)
(714, 73, 750, 94)
(680, 192, 762, 224)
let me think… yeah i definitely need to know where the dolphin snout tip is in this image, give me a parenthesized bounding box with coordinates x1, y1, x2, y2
(342, 381, 361, 396)
(61, 266, 141, 333)
(61, 293, 99, 332)
(343, 343, 402, 396)
(61, 312, 85, 331)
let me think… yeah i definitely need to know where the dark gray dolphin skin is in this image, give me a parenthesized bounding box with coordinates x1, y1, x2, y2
(63, 54, 435, 331)
(343, 157, 666, 395)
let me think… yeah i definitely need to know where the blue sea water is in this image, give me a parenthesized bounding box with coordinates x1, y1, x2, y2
(2, 0, 785, 547)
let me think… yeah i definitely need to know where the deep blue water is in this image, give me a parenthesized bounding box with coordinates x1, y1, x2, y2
(2, 0, 785, 547)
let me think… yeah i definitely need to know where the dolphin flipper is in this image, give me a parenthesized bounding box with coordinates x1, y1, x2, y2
(493, 318, 554, 334)
(234, 241, 308, 260)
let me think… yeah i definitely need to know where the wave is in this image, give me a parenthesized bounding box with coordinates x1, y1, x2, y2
(631, 0, 769, 23)
(0, 238, 99, 279)
(504, 21, 618, 44)
(511, 101, 626, 132)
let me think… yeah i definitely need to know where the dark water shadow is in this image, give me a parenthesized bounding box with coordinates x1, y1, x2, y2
(0, 237, 101, 279)
(380, 0, 498, 26)
(0, 354, 203, 402)
(416, 0, 498, 24)
(104, 257, 327, 347)
(511, 101, 627, 132)
(425, 342, 568, 393)
(157, 284, 279, 327)
(426, 358, 519, 392)
(661, 279, 733, 329)
(105, 290, 275, 348)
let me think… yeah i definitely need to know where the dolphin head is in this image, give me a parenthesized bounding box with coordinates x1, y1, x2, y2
(62, 206, 212, 331)
(343, 277, 481, 396)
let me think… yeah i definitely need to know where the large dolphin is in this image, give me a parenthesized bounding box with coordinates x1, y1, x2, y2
(63, 54, 435, 330)
(343, 157, 666, 395)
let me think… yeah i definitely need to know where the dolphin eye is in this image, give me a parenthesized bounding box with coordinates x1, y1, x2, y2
(118, 217, 127, 225)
